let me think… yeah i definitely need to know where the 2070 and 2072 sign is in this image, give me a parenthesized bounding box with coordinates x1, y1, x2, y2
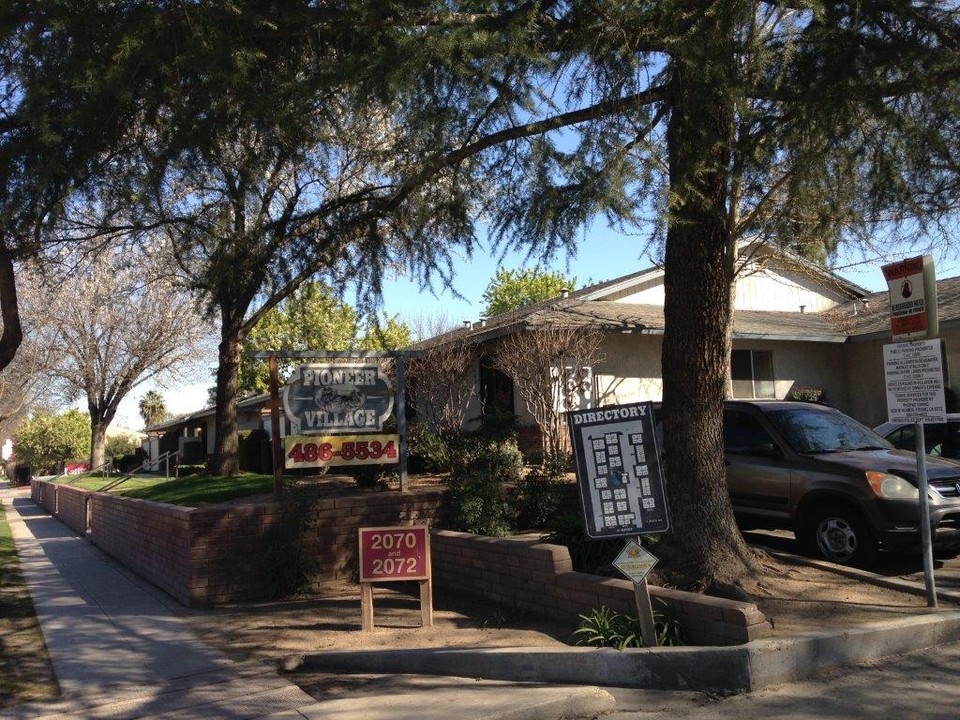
(281, 363, 398, 469)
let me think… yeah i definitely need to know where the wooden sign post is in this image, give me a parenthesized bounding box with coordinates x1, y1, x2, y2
(613, 538, 659, 647)
(358, 526, 433, 631)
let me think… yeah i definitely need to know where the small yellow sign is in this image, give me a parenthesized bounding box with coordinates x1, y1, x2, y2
(612, 539, 658, 584)
(284, 433, 399, 468)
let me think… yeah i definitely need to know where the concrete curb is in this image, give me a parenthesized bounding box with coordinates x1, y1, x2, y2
(265, 685, 618, 720)
(300, 611, 960, 694)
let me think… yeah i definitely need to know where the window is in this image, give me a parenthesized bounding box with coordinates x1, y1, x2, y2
(731, 349, 775, 399)
(723, 411, 776, 455)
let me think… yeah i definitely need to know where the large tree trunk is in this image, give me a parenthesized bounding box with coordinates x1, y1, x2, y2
(656, 6, 755, 590)
(213, 307, 245, 476)
(0, 238, 23, 372)
(87, 400, 122, 469)
(90, 422, 108, 469)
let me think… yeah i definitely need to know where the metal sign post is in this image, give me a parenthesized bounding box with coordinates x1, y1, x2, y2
(915, 422, 937, 608)
(881, 256, 942, 608)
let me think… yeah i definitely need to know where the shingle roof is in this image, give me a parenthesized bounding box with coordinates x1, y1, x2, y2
(841, 275, 960, 339)
(415, 275, 960, 350)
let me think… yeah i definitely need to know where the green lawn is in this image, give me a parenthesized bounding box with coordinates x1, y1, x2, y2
(120, 473, 275, 506)
(55, 472, 276, 506)
(0, 499, 58, 706)
(58, 474, 175, 494)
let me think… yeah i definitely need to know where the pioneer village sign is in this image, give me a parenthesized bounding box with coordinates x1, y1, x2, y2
(283, 364, 394, 434)
(250, 350, 418, 495)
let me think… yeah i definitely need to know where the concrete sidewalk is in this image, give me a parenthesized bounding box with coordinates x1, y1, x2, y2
(1, 486, 615, 720)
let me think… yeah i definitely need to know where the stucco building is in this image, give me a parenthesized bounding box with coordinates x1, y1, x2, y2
(415, 242, 960, 433)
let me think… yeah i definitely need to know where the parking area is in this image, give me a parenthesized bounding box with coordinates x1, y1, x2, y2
(743, 528, 960, 593)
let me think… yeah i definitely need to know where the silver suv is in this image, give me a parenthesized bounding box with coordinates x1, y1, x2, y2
(724, 401, 960, 566)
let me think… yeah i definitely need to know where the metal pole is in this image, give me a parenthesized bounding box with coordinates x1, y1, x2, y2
(915, 422, 938, 608)
(269, 354, 284, 499)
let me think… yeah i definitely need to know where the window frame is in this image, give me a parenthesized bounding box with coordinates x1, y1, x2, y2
(731, 349, 776, 400)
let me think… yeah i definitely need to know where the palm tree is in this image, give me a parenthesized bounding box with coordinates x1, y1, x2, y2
(138, 390, 168, 428)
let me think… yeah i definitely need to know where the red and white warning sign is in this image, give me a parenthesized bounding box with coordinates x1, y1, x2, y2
(881, 256, 938, 342)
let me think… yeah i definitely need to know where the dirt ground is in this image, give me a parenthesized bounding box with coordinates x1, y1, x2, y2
(182, 549, 952, 665)
(181, 475, 952, 662)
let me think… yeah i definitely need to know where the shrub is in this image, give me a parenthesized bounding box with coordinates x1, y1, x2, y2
(444, 437, 524, 537)
(407, 422, 450, 473)
(14, 409, 91, 475)
(105, 433, 140, 461)
(343, 465, 394, 490)
(262, 485, 321, 597)
(788, 385, 825, 403)
(541, 512, 622, 574)
(512, 466, 568, 529)
(572, 602, 684, 649)
(478, 408, 518, 441)
(114, 448, 147, 473)
(238, 429, 271, 473)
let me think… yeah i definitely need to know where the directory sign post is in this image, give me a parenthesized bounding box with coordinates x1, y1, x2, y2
(567, 402, 669, 539)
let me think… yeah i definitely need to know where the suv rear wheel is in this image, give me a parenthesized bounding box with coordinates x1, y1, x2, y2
(804, 504, 878, 567)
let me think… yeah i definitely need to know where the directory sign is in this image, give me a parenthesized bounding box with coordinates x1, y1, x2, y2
(567, 402, 669, 538)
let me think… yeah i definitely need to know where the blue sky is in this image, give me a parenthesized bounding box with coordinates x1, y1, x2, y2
(111, 227, 960, 429)
(375, 226, 960, 327)
(374, 226, 653, 329)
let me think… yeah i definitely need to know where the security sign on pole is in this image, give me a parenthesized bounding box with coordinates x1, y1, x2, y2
(881, 255, 938, 342)
(881, 255, 941, 609)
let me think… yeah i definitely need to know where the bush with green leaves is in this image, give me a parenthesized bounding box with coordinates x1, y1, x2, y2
(541, 512, 622, 574)
(105, 433, 140, 460)
(113, 449, 147, 473)
(444, 437, 524, 537)
(343, 465, 394, 490)
(512, 466, 569, 529)
(13, 408, 91, 475)
(238, 429, 271, 473)
(407, 422, 451, 473)
(572, 602, 684, 649)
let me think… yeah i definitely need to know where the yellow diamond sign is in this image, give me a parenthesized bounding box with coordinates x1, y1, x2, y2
(612, 539, 658, 584)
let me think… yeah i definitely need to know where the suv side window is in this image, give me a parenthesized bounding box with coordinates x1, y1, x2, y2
(724, 411, 776, 456)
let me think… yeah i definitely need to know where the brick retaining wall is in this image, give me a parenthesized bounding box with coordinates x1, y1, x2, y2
(188, 490, 446, 605)
(33, 479, 56, 513)
(89, 493, 195, 605)
(431, 530, 772, 645)
(26, 479, 770, 644)
(55, 484, 90, 535)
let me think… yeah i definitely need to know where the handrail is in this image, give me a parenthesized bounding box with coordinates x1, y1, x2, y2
(98, 450, 181, 492)
(54, 458, 114, 486)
